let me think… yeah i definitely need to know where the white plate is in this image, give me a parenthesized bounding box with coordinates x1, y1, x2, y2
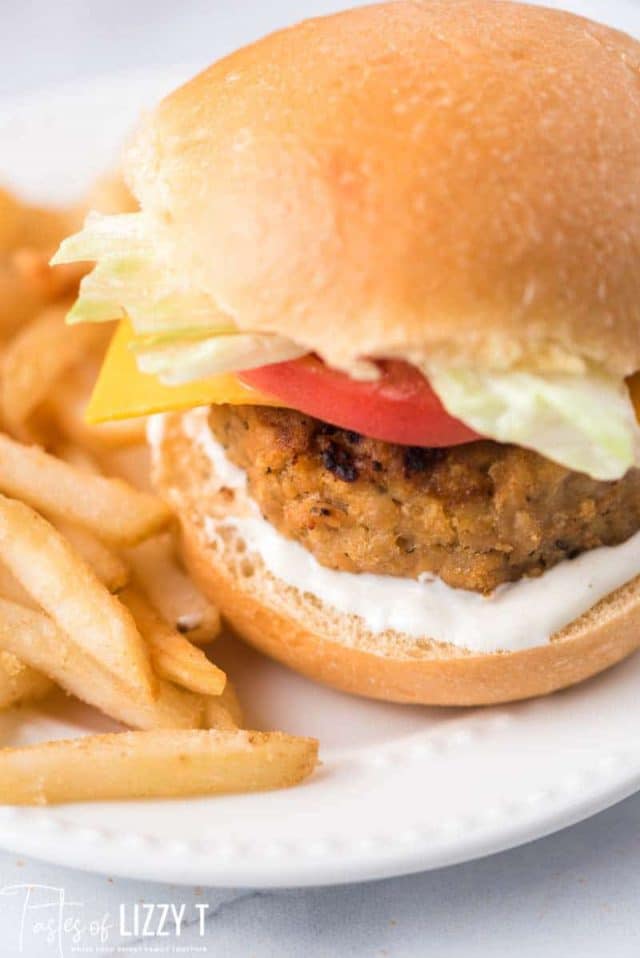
(2, 1, 640, 888)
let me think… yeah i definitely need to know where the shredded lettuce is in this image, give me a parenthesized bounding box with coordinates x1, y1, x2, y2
(66, 297, 125, 324)
(67, 254, 231, 334)
(130, 327, 236, 348)
(423, 364, 640, 480)
(51, 212, 149, 263)
(52, 213, 235, 334)
(52, 212, 307, 387)
(132, 334, 307, 385)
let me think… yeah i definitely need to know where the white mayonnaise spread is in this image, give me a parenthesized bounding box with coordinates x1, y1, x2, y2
(150, 410, 640, 654)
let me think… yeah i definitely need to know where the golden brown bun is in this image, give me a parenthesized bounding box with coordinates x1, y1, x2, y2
(128, 1, 640, 377)
(151, 413, 640, 706)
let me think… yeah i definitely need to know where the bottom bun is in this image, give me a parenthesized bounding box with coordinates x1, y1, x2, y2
(152, 413, 640, 706)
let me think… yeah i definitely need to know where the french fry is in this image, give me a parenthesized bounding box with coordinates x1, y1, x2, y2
(12, 248, 84, 303)
(0, 651, 52, 709)
(47, 362, 147, 452)
(205, 681, 244, 730)
(0, 259, 48, 335)
(0, 560, 38, 608)
(9, 199, 78, 254)
(0, 250, 80, 337)
(0, 189, 83, 336)
(51, 519, 129, 593)
(55, 403, 147, 452)
(0, 306, 105, 436)
(0, 188, 25, 253)
(0, 188, 74, 254)
(0, 433, 170, 545)
(55, 442, 103, 475)
(127, 534, 221, 643)
(0, 729, 319, 804)
(0, 597, 204, 729)
(95, 442, 153, 492)
(121, 586, 226, 696)
(0, 496, 155, 700)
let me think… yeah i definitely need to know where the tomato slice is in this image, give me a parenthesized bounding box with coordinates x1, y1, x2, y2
(239, 356, 480, 447)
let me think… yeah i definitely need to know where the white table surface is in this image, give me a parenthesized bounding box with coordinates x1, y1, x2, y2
(2, 0, 640, 954)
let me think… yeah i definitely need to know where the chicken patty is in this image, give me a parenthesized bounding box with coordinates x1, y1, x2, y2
(208, 405, 640, 593)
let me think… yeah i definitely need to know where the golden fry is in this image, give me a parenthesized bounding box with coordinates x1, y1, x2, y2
(127, 534, 221, 643)
(0, 596, 204, 730)
(51, 519, 129, 592)
(0, 188, 77, 255)
(0, 188, 24, 253)
(0, 432, 170, 545)
(54, 442, 103, 475)
(95, 442, 153, 491)
(0, 187, 83, 336)
(0, 305, 104, 436)
(0, 560, 38, 608)
(121, 586, 226, 696)
(0, 729, 318, 804)
(47, 360, 146, 452)
(205, 681, 244, 730)
(12, 249, 84, 302)
(0, 171, 132, 343)
(0, 650, 52, 709)
(0, 495, 155, 700)
(0, 259, 48, 335)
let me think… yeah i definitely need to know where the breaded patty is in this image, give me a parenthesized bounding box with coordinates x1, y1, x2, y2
(208, 405, 640, 594)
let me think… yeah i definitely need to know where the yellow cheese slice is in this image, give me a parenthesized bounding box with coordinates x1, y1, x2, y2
(86, 319, 283, 423)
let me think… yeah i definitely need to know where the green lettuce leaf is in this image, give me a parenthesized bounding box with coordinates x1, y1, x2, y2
(424, 364, 640, 480)
(52, 211, 310, 384)
(51, 212, 149, 263)
(52, 213, 234, 334)
(132, 334, 307, 385)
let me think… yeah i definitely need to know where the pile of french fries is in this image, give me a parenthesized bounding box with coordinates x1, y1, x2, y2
(0, 176, 317, 804)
